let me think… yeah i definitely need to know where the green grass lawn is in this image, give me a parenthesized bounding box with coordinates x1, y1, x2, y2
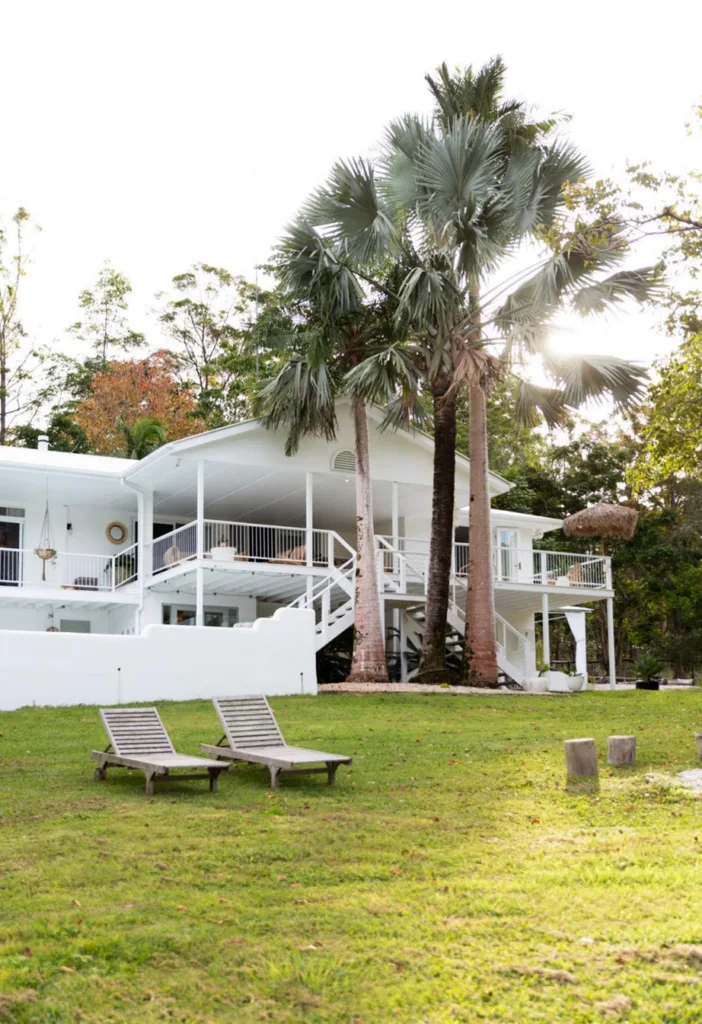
(2, 692, 702, 1023)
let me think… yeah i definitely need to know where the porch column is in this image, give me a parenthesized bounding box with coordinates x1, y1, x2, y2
(135, 490, 145, 634)
(606, 596, 616, 689)
(391, 481, 399, 573)
(305, 472, 314, 569)
(541, 592, 550, 669)
(196, 460, 204, 628)
(564, 609, 588, 687)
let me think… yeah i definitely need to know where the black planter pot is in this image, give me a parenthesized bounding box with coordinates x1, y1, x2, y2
(635, 679, 661, 691)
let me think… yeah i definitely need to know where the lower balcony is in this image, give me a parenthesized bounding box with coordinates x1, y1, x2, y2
(0, 545, 139, 593)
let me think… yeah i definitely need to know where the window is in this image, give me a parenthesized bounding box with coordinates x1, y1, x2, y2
(162, 604, 240, 627)
(60, 620, 91, 633)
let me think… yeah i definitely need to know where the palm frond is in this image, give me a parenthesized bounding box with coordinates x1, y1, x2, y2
(571, 267, 663, 315)
(254, 358, 339, 455)
(344, 344, 423, 405)
(512, 378, 570, 428)
(276, 220, 364, 319)
(544, 353, 648, 408)
(302, 158, 398, 264)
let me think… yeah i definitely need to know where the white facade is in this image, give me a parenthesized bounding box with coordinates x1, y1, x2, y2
(0, 402, 614, 709)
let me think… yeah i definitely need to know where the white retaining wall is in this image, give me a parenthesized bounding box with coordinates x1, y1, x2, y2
(0, 608, 317, 711)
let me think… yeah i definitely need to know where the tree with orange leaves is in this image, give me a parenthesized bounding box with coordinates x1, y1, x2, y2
(73, 352, 204, 456)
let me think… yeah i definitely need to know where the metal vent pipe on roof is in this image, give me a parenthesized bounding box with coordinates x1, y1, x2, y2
(37, 435, 50, 451)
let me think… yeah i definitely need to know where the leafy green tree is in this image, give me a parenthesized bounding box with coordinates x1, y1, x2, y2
(628, 335, 702, 493)
(157, 265, 286, 425)
(68, 263, 145, 365)
(117, 416, 167, 459)
(0, 208, 58, 445)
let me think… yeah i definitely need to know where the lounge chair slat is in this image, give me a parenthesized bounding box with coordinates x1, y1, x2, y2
(93, 707, 229, 795)
(207, 696, 351, 788)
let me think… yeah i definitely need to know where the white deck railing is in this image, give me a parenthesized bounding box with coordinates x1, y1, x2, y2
(0, 547, 138, 591)
(454, 542, 609, 590)
(145, 520, 356, 575)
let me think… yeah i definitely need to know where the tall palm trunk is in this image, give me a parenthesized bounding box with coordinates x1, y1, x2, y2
(418, 385, 457, 679)
(347, 400, 388, 682)
(463, 379, 498, 687)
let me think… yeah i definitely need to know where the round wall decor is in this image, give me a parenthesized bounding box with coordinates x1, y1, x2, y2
(106, 521, 128, 545)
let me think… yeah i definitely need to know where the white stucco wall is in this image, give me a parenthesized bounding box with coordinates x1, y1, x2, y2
(0, 608, 317, 711)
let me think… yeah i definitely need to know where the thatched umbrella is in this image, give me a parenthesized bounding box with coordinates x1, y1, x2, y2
(562, 503, 638, 548)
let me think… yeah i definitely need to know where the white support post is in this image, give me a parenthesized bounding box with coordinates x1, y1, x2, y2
(305, 472, 314, 569)
(391, 481, 399, 574)
(606, 596, 616, 689)
(539, 550, 547, 586)
(605, 555, 613, 590)
(143, 489, 154, 577)
(196, 460, 204, 628)
(541, 592, 550, 669)
(321, 588, 330, 644)
(136, 491, 145, 633)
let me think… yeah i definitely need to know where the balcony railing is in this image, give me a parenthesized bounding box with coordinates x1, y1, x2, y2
(455, 543, 609, 588)
(0, 544, 139, 591)
(145, 520, 355, 575)
(376, 537, 610, 592)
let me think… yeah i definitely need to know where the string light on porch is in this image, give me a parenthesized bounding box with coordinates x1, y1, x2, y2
(34, 478, 57, 581)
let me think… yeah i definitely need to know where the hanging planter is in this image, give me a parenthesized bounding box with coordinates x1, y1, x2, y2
(34, 481, 57, 582)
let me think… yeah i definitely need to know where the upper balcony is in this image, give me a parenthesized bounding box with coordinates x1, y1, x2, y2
(145, 520, 355, 578)
(376, 536, 611, 594)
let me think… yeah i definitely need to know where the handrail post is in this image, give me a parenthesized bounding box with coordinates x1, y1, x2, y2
(305, 472, 314, 568)
(327, 531, 334, 569)
(605, 556, 613, 590)
(321, 588, 330, 644)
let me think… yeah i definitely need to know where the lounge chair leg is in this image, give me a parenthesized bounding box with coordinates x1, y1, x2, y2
(144, 772, 155, 797)
(94, 765, 107, 782)
(209, 768, 219, 793)
(269, 766, 281, 789)
(326, 762, 338, 786)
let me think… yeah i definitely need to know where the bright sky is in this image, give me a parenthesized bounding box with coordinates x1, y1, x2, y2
(2, 0, 701, 392)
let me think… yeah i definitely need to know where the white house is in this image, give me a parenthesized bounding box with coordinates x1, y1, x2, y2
(0, 401, 615, 709)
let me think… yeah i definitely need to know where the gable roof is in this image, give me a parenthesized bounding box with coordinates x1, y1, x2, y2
(0, 400, 513, 496)
(122, 400, 513, 495)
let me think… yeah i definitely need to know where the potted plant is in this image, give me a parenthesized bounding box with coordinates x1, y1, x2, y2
(634, 652, 664, 691)
(563, 663, 586, 692)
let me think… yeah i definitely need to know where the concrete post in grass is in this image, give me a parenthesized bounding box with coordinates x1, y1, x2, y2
(696, 734, 702, 761)
(564, 738, 598, 777)
(608, 735, 636, 766)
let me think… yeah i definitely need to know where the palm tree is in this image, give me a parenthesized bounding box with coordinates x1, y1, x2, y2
(255, 205, 396, 683)
(333, 61, 658, 685)
(117, 416, 167, 459)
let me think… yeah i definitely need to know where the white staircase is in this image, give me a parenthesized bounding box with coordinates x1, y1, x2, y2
(289, 555, 356, 651)
(287, 535, 532, 682)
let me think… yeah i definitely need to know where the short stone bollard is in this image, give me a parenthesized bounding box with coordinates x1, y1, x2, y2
(608, 735, 636, 766)
(564, 738, 598, 777)
(696, 733, 702, 761)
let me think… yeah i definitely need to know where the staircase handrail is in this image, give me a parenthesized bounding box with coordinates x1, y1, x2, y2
(288, 556, 356, 611)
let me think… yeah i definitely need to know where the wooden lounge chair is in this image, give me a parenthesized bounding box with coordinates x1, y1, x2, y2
(200, 695, 352, 789)
(91, 706, 229, 796)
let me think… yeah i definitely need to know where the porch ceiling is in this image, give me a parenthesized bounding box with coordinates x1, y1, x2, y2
(151, 461, 439, 532)
(494, 585, 611, 615)
(0, 466, 131, 506)
(147, 566, 312, 604)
